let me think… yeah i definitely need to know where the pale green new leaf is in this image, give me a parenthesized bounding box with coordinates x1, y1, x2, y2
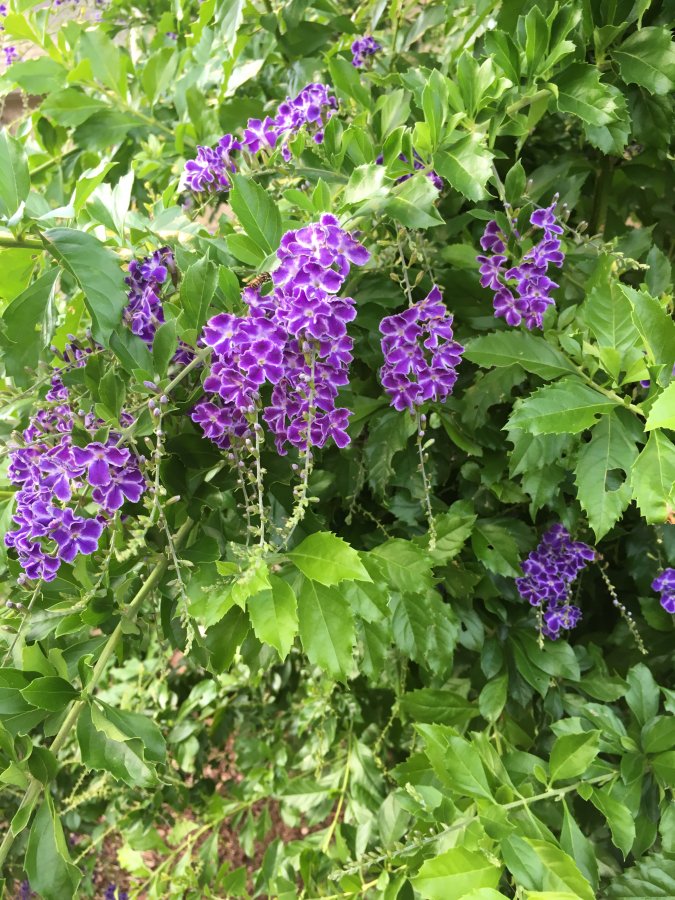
(434, 134, 493, 201)
(297, 579, 355, 680)
(631, 431, 675, 523)
(289, 532, 370, 586)
(645, 382, 675, 431)
(574, 412, 640, 539)
(549, 731, 601, 783)
(413, 847, 501, 899)
(247, 576, 298, 660)
(508, 378, 617, 435)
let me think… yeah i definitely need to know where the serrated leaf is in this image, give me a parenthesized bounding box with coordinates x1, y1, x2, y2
(464, 332, 576, 380)
(606, 852, 675, 898)
(612, 27, 675, 96)
(434, 134, 493, 201)
(631, 431, 675, 523)
(508, 378, 617, 435)
(21, 676, 78, 712)
(646, 382, 675, 431)
(417, 725, 493, 799)
(554, 63, 619, 125)
(621, 285, 675, 370)
(288, 532, 370, 586)
(297, 578, 355, 680)
(0, 268, 58, 386)
(574, 412, 639, 539)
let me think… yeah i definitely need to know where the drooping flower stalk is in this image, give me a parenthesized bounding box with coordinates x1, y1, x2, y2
(477, 197, 565, 329)
(516, 524, 594, 641)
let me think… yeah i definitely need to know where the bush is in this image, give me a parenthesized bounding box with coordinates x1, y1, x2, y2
(0, 0, 673, 896)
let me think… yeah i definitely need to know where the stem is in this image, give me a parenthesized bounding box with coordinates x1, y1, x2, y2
(0, 237, 44, 250)
(415, 412, 436, 551)
(506, 88, 551, 117)
(589, 157, 614, 235)
(0, 518, 194, 869)
(253, 420, 266, 548)
(321, 733, 352, 853)
(570, 363, 645, 418)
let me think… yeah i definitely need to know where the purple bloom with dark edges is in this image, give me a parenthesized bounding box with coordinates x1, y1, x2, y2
(652, 568, 675, 614)
(71, 443, 130, 487)
(516, 524, 594, 641)
(378, 286, 464, 413)
(477, 196, 565, 330)
(52, 510, 104, 562)
(351, 35, 381, 67)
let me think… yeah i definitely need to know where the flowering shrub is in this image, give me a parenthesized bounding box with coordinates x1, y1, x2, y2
(0, 0, 673, 897)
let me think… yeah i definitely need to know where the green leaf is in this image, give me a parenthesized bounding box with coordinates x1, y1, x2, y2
(561, 799, 599, 890)
(464, 332, 577, 380)
(621, 285, 675, 370)
(179, 256, 218, 337)
(417, 725, 493, 799)
(422, 69, 449, 149)
(590, 787, 635, 858)
(97, 701, 166, 763)
(429, 503, 476, 564)
(606, 852, 675, 898)
(26, 746, 58, 784)
(400, 688, 477, 727)
(642, 717, 675, 754)
(41, 88, 108, 126)
(365, 407, 416, 496)
(9, 57, 67, 94)
(383, 172, 444, 229)
(42, 228, 127, 345)
(152, 319, 178, 378)
(370, 540, 434, 593)
(288, 532, 371, 586)
(434, 134, 493, 201)
(229, 174, 282, 255)
(25, 796, 81, 900)
(389, 591, 458, 672)
(20, 676, 78, 712)
(646, 382, 675, 431)
(612, 27, 675, 96)
(327, 56, 370, 107)
(582, 283, 639, 380)
(508, 378, 617, 435)
(524, 839, 595, 900)
(478, 674, 508, 722)
(554, 63, 619, 125)
(0, 130, 30, 217)
(79, 29, 125, 92)
(0, 268, 58, 386)
(297, 579, 355, 681)
(343, 163, 388, 205)
(77, 704, 156, 787)
(204, 607, 249, 673)
(625, 663, 659, 726)
(631, 432, 675, 523)
(574, 412, 640, 540)
(549, 731, 600, 783)
(247, 575, 298, 660)
(412, 847, 501, 899)
(472, 522, 522, 577)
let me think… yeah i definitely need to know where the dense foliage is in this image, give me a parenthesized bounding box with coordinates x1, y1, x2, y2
(0, 0, 673, 897)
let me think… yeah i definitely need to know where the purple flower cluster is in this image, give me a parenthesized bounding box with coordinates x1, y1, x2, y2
(124, 249, 192, 365)
(516, 524, 594, 640)
(379, 286, 464, 413)
(376, 151, 443, 192)
(3, 45, 17, 65)
(192, 214, 369, 455)
(5, 385, 146, 583)
(104, 886, 128, 900)
(652, 568, 675, 614)
(351, 36, 381, 67)
(477, 198, 564, 330)
(184, 83, 337, 193)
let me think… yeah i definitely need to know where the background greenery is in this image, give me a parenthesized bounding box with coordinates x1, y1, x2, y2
(0, 0, 673, 897)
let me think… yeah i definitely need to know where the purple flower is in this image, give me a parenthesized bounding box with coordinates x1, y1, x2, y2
(477, 197, 565, 330)
(71, 443, 130, 487)
(652, 568, 675, 614)
(3, 45, 18, 66)
(379, 286, 464, 413)
(183, 84, 336, 193)
(351, 35, 381, 68)
(516, 524, 594, 640)
(52, 510, 104, 562)
(193, 215, 369, 455)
